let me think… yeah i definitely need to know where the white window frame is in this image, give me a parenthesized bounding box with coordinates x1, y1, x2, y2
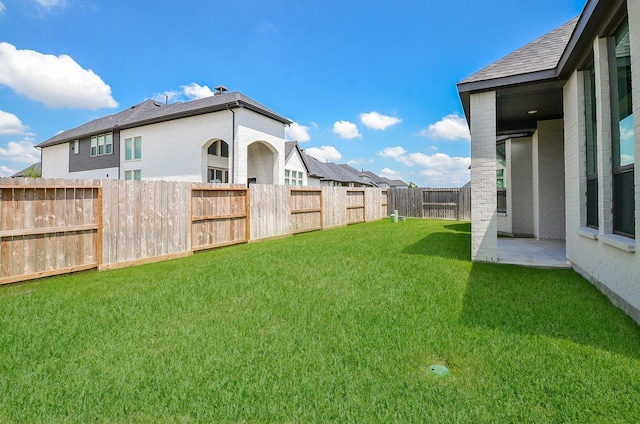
(125, 136, 142, 161)
(90, 133, 113, 157)
(124, 170, 142, 181)
(208, 167, 229, 183)
(285, 169, 303, 186)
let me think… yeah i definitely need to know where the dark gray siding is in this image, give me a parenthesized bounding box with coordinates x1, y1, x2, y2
(69, 131, 120, 173)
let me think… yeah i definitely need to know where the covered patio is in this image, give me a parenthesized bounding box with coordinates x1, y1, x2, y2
(498, 238, 571, 269)
(457, 17, 577, 265)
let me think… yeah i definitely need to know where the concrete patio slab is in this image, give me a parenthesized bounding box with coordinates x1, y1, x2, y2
(497, 238, 572, 269)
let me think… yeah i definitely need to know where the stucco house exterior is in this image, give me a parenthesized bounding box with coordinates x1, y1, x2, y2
(458, 0, 640, 322)
(37, 90, 292, 185)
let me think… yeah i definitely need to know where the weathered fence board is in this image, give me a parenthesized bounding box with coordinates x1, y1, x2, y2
(101, 179, 192, 268)
(387, 186, 471, 221)
(1, 179, 390, 283)
(322, 187, 347, 229)
(290, 188, 322, 234)
(0, 178, 100, 285)
(346, 189, 365, 224)
(365, 188, 388, 221)
(249, 184, 290, 241)
(191, 186, 249, 251)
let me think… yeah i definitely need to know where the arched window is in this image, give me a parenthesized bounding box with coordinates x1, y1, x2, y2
(207, 140, 229, 158)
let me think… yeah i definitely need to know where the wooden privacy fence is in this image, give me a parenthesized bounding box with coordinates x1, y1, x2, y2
(191, 186, 249, 251)
(289, 188, 322, 234)
(1, 179, 101, 285)
(0, 179, 389, 285)
(387, 186, 471, 221)
(248, 185, 387, 240)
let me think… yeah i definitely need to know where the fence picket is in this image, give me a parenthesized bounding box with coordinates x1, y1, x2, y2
(0, 179, 402, 283)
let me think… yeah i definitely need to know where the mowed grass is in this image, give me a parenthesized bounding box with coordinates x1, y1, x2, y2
(1, 219, 640, 423)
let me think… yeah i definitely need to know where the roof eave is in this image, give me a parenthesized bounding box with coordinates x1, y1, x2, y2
(457, 68, 560, 95)
(457, 69, 561, 125)
(38, 99, 292, 148)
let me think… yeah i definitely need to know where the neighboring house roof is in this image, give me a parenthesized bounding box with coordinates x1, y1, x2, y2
(459, 16, 579, 90)
(360, 170, 387, 186)
(383, 178, 408, 188)
(12, 162, 42, 177)
(284, 141, 313, 175)
(302, 153, 373, 185)
(360, 171, 407, 188)
(37, 91, 293, 148)
(300, 153, 404, 187)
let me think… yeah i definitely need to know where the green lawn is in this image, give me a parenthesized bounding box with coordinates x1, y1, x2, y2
(1, 219, 640, 423)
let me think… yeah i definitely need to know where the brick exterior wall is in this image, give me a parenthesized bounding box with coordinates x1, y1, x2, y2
(532, 119, 565, 240)
(511, 137, 534, 236)
(467, 0, 640, 323)
(470, 91, 497, 262)
(562, 1, 640, 322)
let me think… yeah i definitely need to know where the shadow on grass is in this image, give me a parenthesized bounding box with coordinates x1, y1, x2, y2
(444, 222, 471, 233)
(403, 230, 471, 261)
(461, 262, 640, 358)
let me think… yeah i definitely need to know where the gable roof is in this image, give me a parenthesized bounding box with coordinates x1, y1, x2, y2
(457, 0, 624, 135)
(458, 17, 579, 91)
(284, 141, 312, 175)
(37, 91, 292, 148)
(12, 162, 41, 177)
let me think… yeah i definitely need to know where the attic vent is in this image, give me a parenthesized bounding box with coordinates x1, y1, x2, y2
(214, 85, 228, 95)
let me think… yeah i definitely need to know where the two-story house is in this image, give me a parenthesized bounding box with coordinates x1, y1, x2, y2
(37, 90, 292, 185)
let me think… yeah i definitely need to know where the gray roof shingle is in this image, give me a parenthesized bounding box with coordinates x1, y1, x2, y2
(37, 91, 292, 148)
(302, 153, 372, 185)
(459, 17, 579, 86)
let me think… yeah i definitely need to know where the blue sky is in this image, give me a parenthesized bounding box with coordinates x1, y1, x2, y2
(0, 0, 584, 186)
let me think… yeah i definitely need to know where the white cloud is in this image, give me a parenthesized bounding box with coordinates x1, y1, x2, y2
(306, 146, 342, 162)
(378, 146, 414, 166)
(346, 157, 374, 166)
(0, 2, 6, 13)
(0, 165, 18, 177)
(153, 83, 220, 104)
(407, 152, 470, 187)
(379, 145, 469, 187)
(380, 168, 403, 181)
(360, 111, 401, 130)
(0, 110, 27, 135)
(420, 113, 470, 141)
(152, 90, 180, 104)
(378, 146, 407, 159)
(332, 120, 361, 139)
(0, 42, 118, 110)
(35, 0, 64, 6)
(285, 122, 311, 142)
(182, 83, 215, 100)
(0, 139, 40, 164)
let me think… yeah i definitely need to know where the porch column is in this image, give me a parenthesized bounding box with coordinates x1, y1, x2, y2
(470, 91, 497, 262)
(532, 119, 566, 240)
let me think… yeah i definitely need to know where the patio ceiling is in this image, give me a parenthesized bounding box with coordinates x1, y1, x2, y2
(496, 79, 566, 136)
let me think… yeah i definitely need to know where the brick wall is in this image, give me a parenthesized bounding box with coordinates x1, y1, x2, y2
(561, 4, 640, 323)
(470, 91, 497, 262)
(533, 119, 566, 240)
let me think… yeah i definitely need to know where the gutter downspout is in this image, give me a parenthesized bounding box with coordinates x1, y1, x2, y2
(226, 103, 237, 184)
